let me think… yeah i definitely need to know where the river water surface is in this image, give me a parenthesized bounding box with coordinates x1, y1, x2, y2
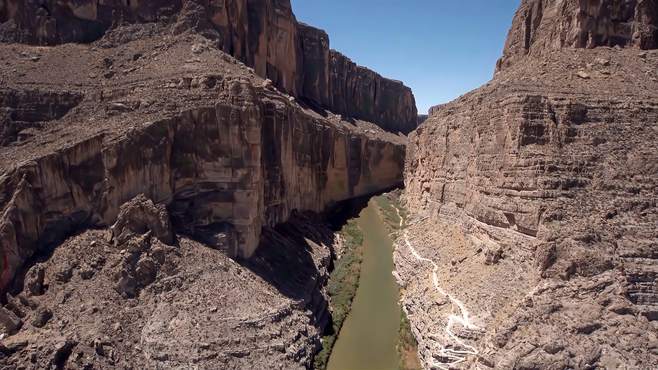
(327, 197, 401, 370)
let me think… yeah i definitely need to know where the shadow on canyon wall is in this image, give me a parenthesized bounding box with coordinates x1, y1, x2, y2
(243, 185, 401, 333)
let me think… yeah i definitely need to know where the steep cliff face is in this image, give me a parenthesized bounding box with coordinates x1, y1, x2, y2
(399, 1, 658, 369)
(297, 24, 418, 134)
(0, 0, 418, 133)
(498, 0, 658, 71)
(0, 31, 405, 296)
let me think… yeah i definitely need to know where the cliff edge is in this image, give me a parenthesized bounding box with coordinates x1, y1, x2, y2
(0, 0, 418, 134)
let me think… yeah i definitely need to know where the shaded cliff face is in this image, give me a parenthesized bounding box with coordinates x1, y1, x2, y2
(0, 32, 405, 295)
(399, 1, 658, 369)
(0, 0, 418, 133)
(498, 0, 658, 71)
(0, 198, 337, 369)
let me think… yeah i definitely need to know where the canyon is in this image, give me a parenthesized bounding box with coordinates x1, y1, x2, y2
(0, 0, 657, 369)
(0, 0, 412, 368)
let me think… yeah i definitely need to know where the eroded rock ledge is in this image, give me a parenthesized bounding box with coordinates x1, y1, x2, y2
(498, 0, 658, 71)
(0, 31, 406, 296)
(0, 0, 418, 134)
(400, 1, 658, 368)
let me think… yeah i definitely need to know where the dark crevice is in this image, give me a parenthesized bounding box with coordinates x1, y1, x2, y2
(39, 4, 52, 17)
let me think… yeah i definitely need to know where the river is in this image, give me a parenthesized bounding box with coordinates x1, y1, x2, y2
(327, 197, 402, 370)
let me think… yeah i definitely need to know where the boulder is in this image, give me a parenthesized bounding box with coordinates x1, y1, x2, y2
(0, 307, 22, 335)
(110, 195, 174, 246)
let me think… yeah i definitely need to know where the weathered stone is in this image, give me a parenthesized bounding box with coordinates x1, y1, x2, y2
(110, 195, 174, 246)
(399, 1, 658, 369)
(30, 308, 52, 328)
(24, 264, 45, 296)
(0, 0, 417, 133)
(0, 307, 22, 335)
(484, 246, 504, 265)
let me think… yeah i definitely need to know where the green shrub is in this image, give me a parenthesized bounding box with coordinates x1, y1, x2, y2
(314, 219, 364, 370)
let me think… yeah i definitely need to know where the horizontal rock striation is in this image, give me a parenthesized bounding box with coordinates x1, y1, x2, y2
(0, 0, 418, 133)
(400, 1, 658, 368)
(0, 89, 83, 144)
(498, 0, 658, 71)
(0, 33, 405, 294)
(0, 211, 337, 369)
(298, 23, 418, 134)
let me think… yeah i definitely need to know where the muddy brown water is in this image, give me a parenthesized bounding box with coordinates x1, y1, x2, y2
(327, 197, 401, 370)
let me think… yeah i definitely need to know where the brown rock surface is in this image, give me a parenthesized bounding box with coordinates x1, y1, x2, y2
(0, 211, 337, 369)
(498, 0, 658, 71)
(0, 30, 405, 294)
(398, 1, 658, 369)
(0, 1, 416, 368)
(0, 0, 418, 133)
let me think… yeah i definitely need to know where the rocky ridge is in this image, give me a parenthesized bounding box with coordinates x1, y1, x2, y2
(0, 0, 418, 134)
(398, 0, 658, 369)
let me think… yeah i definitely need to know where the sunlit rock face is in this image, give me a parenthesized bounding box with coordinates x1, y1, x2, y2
(400, 0, 658, 368)
(497, 0, 658, 71)
(0, 0, 418, 133)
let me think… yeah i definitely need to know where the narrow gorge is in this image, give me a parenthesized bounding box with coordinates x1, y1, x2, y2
(0, 1, 657, 370)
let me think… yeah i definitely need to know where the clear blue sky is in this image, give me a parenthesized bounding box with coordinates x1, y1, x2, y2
(290, 0, 520, 114)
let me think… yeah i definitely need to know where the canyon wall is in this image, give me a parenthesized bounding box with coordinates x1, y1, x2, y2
(399, 0, 658, 368)
(0, 3, 413, 367)
(498, 0, 658, 70)
(0, 16, 406, 296)
(0, 81, 404, 292)
(298, 24, 418, 134)
(0, 0, 418, 133)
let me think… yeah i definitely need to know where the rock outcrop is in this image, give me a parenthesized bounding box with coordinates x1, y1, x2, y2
(0, 31, 406, 294)
(0, 212, 336, 369)
(498, 0, 658, 71)
(0, 0, 418, 133)
(399, 0, 658, 369)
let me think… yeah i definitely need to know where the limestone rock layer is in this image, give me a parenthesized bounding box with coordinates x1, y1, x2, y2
(399, 1, 658, 369)
(498, 0, 658, 71)
(0, 0, 418, 133)
(0, 30, 406, 293)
